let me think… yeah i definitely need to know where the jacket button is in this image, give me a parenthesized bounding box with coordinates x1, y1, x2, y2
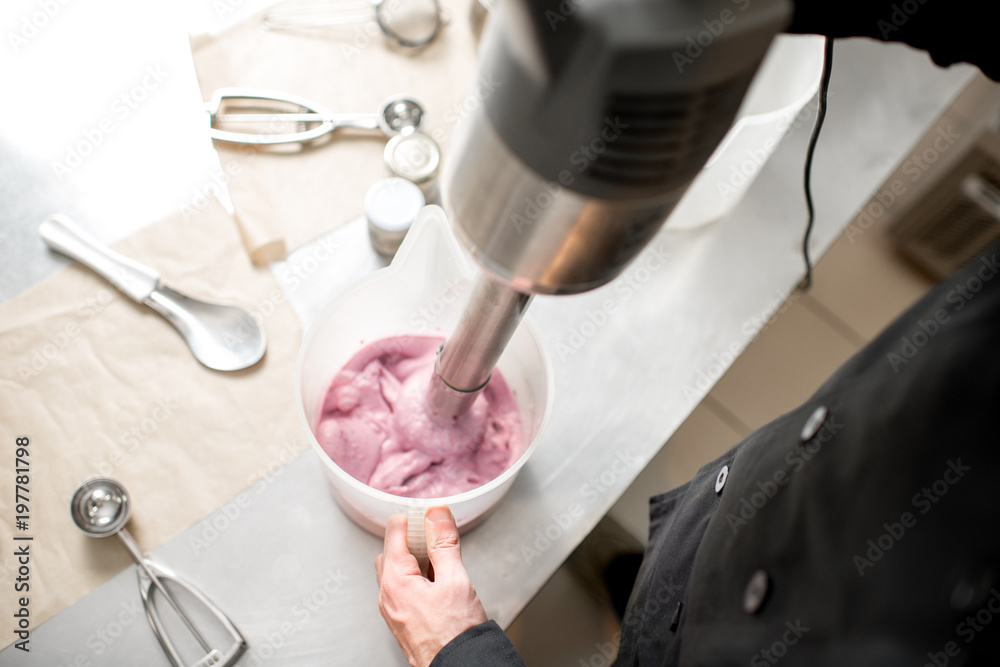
(800, 405, 828, 442)
(715, 465, 729, 494)
(743, 570, 770, 614)
(951, 572, 994, 611)
(951, 580, 978, 610)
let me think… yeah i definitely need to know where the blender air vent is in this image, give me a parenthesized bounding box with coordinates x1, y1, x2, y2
(593, 74, 753, 186)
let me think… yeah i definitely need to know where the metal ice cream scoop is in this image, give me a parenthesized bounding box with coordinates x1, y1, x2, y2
(205, 88, 425, 146)
(71, 477, 247, 667)
(39, 214, 266, 371)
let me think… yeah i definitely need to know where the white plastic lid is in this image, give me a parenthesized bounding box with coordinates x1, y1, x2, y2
(365, 177, 425, 233)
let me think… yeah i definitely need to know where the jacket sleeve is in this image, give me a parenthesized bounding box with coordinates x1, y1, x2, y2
(787, 0, 1000, 81)
(429, 621, 528, 667)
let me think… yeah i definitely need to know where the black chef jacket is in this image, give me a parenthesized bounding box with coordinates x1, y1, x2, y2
(430, 242, 1000, 667)
(427, 3, 1000, 664)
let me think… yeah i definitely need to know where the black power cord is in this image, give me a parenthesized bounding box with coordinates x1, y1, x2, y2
(798, 36, 835, 291)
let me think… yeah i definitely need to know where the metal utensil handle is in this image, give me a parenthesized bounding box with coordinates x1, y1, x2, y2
(205, 87, 379, 145)
(137, 560, 248, 667)
(262, 0, 376, 30)
(118, 529, 213, 653)
(39, 214, 159, 303)
(211, 112, 380, 129)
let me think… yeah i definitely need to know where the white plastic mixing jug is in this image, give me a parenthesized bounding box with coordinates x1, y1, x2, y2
(295, 205, 553, 536)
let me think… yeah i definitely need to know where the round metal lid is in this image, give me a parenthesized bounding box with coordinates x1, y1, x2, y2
(384, 132, 441, 184)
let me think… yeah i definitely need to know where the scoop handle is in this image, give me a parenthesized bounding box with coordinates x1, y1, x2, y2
(137, 559, 248, 667)
(39, 214, 159, 302)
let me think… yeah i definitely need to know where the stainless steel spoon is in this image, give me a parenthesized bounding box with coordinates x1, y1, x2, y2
(39, 214, 266, 371)
(70, 477, 247, 667)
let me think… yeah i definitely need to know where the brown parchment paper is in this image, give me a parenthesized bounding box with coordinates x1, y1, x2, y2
(190, 0, 481, 263)
(0, 197, 305, 648)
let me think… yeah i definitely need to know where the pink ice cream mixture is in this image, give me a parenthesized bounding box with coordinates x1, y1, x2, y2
(315, 335, 524, 498)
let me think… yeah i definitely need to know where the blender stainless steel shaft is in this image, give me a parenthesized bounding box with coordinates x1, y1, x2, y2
(427, 274, 532, 421)
(428, 0, 790, 419)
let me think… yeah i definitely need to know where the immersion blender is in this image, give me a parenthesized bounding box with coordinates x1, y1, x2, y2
(426, 0, 791, 420)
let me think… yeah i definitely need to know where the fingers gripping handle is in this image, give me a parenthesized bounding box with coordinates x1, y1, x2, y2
(407, 504, 432, 577)
(39, 214, 160, 303)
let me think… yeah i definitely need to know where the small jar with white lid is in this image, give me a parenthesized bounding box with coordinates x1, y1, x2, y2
(365, 177, 425, 259)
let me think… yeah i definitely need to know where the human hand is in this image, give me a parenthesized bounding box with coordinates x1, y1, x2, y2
(375, 506, 488, 667)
